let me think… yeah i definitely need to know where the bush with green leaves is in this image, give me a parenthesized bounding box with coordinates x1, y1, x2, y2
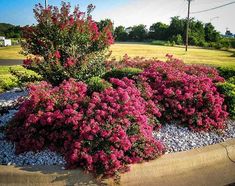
(21, 2, 113, 85)
(9, 68, 42, 88)
(170, 34, 183, 45)
(228, 77, 235, 84)
(217, 82, 235, 119)
(103, 67, 142, 80)
(217, 67, 235, 80)
(151, 40, 167, 46)
(86, 76, 112, 94)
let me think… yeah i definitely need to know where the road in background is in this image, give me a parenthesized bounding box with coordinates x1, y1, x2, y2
(0, 59, 22, 66)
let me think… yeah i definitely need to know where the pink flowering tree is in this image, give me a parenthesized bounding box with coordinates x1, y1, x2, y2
(21, 2, 113, 85)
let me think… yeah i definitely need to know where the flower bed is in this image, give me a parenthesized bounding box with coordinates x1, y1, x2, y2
(2, 1, 235, 180)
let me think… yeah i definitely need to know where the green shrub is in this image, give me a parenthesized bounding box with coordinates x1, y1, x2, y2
(228, 77, 235, 84)
(103, 67, 142, 80)
(217, 82, 235, 119)
(170, 34, 183, 45)
(230, 38, 235, 48)
(217, 67, 235, 79)
(86, 76, 112, 94)
(0, 79, 17, 92)
(9, 68, 42, 88)
(151, 40, 167, 46)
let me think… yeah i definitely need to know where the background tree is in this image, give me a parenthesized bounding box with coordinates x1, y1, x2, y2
(167, 16, 186, 42)
(188, 19, 205, 45)
(149, 22, 168, 40)
(114, 25, 128, 41)
(128, 24, 147, 41)
(4, 26, 22, 38)
(204, 23, 220, 42)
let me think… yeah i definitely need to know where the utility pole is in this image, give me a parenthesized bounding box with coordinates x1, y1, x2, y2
(45, 0, 48, 8)
(185, 0, 192, 52)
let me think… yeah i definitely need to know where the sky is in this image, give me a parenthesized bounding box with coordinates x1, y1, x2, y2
(0, 0, 235, 34)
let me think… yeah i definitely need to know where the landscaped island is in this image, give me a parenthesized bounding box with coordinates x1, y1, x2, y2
(0, 2, 235, 182)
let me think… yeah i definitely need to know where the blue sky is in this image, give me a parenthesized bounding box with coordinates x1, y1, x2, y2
(0, 0, 234, 33)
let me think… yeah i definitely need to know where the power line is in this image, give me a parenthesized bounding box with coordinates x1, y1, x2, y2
(191, 1, 235, 14)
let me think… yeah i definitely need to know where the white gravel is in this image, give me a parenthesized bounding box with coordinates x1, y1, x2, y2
(0, 88, 235, 166)
(154, 120, 235, 153)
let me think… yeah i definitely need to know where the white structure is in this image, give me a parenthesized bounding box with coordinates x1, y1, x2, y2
(0, 36, 12, 46)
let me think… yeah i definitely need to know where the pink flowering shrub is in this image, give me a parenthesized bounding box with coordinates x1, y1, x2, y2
(22, 2, 114, 85)
(138, 57, 228, 130)
(105, 54, 224, 83)
(6, 78, 164, 177)
(6, 79, 88, 153)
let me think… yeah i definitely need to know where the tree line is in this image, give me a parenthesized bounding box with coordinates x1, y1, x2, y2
(0, 23, 22, 38)
(113, 16, 234, 49)
(1, 17, 234, 49)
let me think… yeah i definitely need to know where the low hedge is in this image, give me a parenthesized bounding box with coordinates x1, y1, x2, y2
(217, 67, 235, 80)
(86, 76, 112, 94)
(103, 67, 142, 80)
(217, 82, 235, 119)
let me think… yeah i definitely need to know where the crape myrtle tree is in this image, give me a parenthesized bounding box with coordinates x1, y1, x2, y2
(21, 2, 113, 85)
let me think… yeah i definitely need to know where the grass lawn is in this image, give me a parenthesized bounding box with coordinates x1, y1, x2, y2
(110, 43, 235, 67)
(0, 43, 235, 92)
(1, 44, 235, 67)
(0, 46, 24, 59)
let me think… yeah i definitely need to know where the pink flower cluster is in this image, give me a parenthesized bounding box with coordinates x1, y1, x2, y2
(138, 57, 228, 130)
(6, 78, 164, 177)
(32, 2, 113, 46)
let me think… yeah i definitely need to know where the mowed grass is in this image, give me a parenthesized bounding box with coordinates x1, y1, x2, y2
(0, 45, 24, 59)
(110, 43, 235, 67)
(1, 44, 235, 67)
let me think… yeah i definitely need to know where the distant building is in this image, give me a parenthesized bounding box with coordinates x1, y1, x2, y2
(0, 36, 12, 46)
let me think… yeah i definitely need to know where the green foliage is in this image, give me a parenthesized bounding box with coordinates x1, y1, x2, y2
(103, 67, 142, 80)
(228, 77, 235, 84)
(149, 22, 168, 40)
(151, 40, 167, 46)
(0, 79, 17, 93)
(9, 68, 42, 88)
(170, 34, 183, 45)
(230, 38, 235, 48)
(114, 26, 128, 41)
(217, 82, 235, 119)
(217, 66, 235, 79)
(204, 23, 220, 43)
(86, 76, 112, 94)
(128, 24, 148, 41)
(0, 23, 22, 38)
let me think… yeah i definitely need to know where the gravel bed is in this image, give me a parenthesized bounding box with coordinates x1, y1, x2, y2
(0, 89, 235, 166)
(153, 120, 235, 153)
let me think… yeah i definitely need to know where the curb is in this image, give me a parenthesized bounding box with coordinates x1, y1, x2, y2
(0, 139, 235, 186)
